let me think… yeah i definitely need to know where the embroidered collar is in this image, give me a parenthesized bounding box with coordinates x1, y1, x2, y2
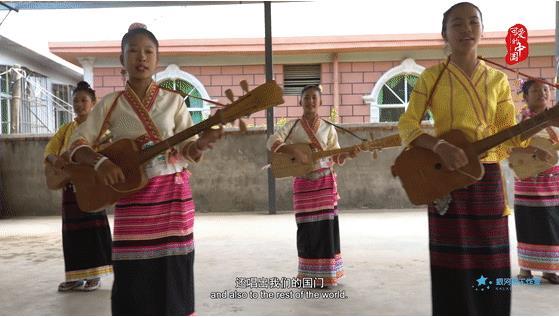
(124, 81, 159, 112)
(300, 115, 323, 151)
(302, 114, 320, 133)
(123, 81, 162, 142)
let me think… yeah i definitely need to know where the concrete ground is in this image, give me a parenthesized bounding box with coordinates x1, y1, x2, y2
(0, 209, 557, 316)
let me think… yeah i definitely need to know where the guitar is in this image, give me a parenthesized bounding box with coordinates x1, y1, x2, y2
(391, 103, 559, 205)
(44, 132, 112, 190)
(64, 80, 284, 212)
(271, 134, 401, 178)
(508, 136, 559, 179)
(44, 161, 70, 190)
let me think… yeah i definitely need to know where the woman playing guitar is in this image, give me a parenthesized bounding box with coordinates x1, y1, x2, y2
(66, 23, 222, 315)
(397, 2, 557, 315)
(266, 85, 358, 287)
(44, 81, 112, 292)
(512, 79, 559, 284)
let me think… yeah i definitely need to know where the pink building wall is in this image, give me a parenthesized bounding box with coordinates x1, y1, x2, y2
(92, 55, 556, 126)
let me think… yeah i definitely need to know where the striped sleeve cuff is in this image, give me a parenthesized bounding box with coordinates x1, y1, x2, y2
(68, 139, 91, 163)
(271, 140, 285, 153)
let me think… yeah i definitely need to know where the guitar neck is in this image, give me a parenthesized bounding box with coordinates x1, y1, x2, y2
(138, 114, 221, 164)
(310, 134, 401, 160)
(136, 81, 283, 164)
(473, 106, 559, 155)
(311, 145, 359, 160)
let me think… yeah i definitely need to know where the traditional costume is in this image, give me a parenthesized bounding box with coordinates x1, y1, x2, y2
(267, 116, 345, 286)
(398, 59, 526, 315)
(69, 82, 199, 315)
(44, 121, 112, 286)
(514, 109, 559, 276)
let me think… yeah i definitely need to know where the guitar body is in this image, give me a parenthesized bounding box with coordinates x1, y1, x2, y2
(65, 138, 148, 212)
(271, 144, 316, 178)
(508, 136, 558, 179)
(391, 129, 484, 205)
(44, 162, 71, 190)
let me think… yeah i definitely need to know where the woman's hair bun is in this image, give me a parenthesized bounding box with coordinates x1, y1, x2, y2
(76, 81, 91, 90)
(128, 22, 147, 31)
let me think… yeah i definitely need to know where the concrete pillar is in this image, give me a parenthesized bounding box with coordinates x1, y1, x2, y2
(264, 1, 276, 215)
(332, 53, 340, 123)
(77, 57, 96, 87)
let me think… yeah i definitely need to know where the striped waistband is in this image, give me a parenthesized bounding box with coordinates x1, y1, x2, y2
(299, 168, 332, 180)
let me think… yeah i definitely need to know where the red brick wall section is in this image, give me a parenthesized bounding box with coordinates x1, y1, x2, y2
(484, 56, 556, 109)
(92, 56, 555, 126)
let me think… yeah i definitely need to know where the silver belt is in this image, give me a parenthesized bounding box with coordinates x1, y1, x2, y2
(300, 168, 333, 180)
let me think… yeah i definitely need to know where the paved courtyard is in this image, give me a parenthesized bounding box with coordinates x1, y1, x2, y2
(0, 210, 557, 315)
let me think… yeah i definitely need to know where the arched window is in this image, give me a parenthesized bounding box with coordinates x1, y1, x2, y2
(155, 64, 211, 124)
(363, 58, 425, 123)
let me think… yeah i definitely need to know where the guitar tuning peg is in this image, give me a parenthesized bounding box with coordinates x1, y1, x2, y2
(225, 89, 235, 102)
(240, 80, 249, 93)
(238, 118, 247, 132)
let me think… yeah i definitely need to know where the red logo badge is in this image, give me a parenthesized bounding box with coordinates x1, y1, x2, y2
(505, 24, 528, 65)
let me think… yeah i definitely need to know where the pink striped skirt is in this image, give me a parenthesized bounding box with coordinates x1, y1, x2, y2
(293, 168, 344, 286)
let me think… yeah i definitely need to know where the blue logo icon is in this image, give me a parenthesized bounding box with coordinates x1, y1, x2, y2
(473, 275, 493, 291)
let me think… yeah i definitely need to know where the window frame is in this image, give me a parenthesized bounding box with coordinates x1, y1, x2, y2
(51, 83, 74, 128)
(154, 64, 211, 122)
(363, 58, 425, 123)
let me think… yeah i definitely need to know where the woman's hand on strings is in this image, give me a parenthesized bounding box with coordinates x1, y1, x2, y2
(338, 146, 361, 162)
(432, 140, 469, 171)
(97, 160, 126, 186)
(197, 125, 224, 151)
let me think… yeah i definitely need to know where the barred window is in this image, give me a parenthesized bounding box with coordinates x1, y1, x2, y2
(52, 83, 74, 128)
(20, 68, 48, 133)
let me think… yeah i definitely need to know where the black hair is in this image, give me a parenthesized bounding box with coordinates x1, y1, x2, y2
(300, 85, 322, 98)
(441, 2, 483, 40)
(521, 78, 547, 97)
(120, 26, 159, 54)
(73, 81, 96, 102)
